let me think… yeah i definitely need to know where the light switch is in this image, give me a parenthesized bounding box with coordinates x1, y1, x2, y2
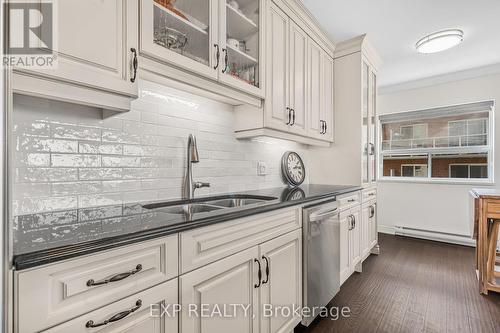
(257, 161, 267, 176)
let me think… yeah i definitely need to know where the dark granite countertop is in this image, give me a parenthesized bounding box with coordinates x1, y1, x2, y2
(13, 184, 360, 270)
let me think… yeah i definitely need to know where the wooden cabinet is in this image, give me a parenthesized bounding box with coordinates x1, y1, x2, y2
(139, 0, 264, 99)
(42, 279, 178, 333)
(180, 229, 302, 333)
(259, 229, 302, 333)
(12, 0, 139, 112)
(234, 0, 335, 147)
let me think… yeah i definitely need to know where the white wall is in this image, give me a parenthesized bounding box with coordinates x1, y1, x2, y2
(378, 72, 500, 237)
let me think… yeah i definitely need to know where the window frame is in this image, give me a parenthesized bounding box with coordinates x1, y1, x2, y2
(378, 101, 495, 185)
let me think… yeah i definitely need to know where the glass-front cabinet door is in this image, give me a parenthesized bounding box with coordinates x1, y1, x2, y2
(218, 0, 263, 97)
(140, 0, 218, 79)
(362, 61, 369, 184)
(369, 70, 377, 183)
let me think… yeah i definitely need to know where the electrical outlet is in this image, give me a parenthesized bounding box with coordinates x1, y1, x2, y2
(257, 161, 267, 176)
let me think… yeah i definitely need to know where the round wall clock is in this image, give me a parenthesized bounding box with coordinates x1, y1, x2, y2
(281, 151, 305, 186)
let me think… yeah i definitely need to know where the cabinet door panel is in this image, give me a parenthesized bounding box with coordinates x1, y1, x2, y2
(259, 230, 302, 333)
(362, 61, 370, 184)
(140, 0, 218, 80)
(180, 247, 259, 333)
(307, 40, 322, 139)
(265, 2, 289, 131)
(370, 203, 378, 248)
(361, 204, 371, 258)
(288, 21, 308, 135)
(339, 211, 350, 285)
(15, 0, 138, 97)
(369, 70, 377, 183)
(219, 0, 264, 97)
(349, 209, 361, 270)
(322, 53, 334, 142)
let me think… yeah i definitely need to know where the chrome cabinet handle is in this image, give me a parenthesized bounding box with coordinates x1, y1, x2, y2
(222, 48, 228, 73)
(347, 199, 355, 203)
(290, 109, 296, 126)
(87, 264, 142, 287)
(86, 300, 142, 328)
(369, 143, 375, 155)
(254, 259, 262, 288)
(319, 120, 324, 134)
(347, 215, 353, 230)
(324, 121, 328, 134)
(130, 48, 138, 83)
(262, 256, 269, 284)
(286, 107, 291, 125)
(213, 44, 220, 70)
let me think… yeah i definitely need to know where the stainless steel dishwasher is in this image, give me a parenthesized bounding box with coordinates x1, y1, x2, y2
(302, 198, 340, 326)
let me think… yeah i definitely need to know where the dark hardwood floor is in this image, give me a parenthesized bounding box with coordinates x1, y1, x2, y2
(296, 233, 500, 333)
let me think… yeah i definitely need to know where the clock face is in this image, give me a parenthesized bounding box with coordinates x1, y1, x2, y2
(281, 152, 305, 186)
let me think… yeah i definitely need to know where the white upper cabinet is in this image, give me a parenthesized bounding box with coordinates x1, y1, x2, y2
(140, 0, 218, 80)
(288, 21, 308, 136)
(234, 0, 335, 147)
(361, 58, 378, 186)
(139, 0, 264, 99)
(307, 40, 334, 141)
(218, 0, 264, 96)
(11, 0, 139, 111)
(264, 1, 289, 132)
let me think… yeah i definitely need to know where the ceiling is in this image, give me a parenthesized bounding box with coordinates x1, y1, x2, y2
(301, 0, 500, 87)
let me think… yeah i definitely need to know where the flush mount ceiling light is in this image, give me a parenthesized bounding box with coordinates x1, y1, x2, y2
(416, 29, 464, 54)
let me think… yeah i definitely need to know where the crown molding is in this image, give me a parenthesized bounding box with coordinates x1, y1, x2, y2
(380, 62, 500, 95)
(333, 34, 382, 70)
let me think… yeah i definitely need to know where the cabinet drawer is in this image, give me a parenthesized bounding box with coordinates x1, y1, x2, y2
(338, 192, 361, 211)
(362, 188, 377, 202)
(180, 208, 300, 273)
(16, 235, 178, 333)
(43, 279, 178, 333)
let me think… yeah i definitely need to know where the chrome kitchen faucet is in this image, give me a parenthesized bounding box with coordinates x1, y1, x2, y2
(183, 134, 210, 199)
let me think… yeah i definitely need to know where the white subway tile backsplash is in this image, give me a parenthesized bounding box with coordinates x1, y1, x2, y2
(51, 154, 101, 167)
(13, 80, 309, 215)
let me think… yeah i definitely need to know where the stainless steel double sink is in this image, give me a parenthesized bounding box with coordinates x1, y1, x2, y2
(142, 194, 278, 215)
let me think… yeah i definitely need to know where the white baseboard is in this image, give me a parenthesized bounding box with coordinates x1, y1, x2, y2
(377, 224, 395, 235)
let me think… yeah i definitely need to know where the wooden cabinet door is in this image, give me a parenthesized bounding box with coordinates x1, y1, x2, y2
(140, 0, 218, 80)
(43, 279, 178, 333)
(180, 247, 259, 333)
(307, 39, 323, 140)
(321, 53, 334, 142)
(15, 0, 138, 97)
(349, 209, 361, 270)
(361, 203, 371, 258)
(259, 229, 302, 333)
(288, 20, 308, 136)
(339, 211, 351, 285)
(265, 1, 290, 132)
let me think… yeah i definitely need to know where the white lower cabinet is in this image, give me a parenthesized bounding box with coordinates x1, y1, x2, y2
(180, 229, 302, 333)
(339, 202, 362, 286)
(362, 201, 377, 259)
(259, 229, 302, 333)
(43, 278, 178, 333)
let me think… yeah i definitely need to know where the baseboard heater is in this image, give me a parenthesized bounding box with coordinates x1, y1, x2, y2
(394, 226, 475, 247)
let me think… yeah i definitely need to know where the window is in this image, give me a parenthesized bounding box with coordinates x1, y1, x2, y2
(379, 101, 494, 183)
(449, 164, 488, 179)
(401, 164, 428, 177)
